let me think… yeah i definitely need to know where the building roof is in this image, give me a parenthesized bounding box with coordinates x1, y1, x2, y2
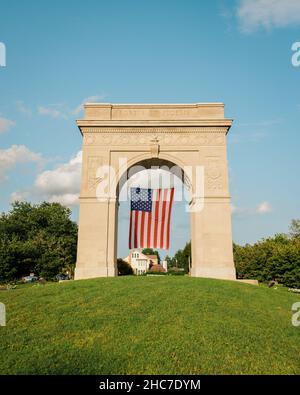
(149, 264, 166, 272)
(145, 255, 158, 260)
(123, 251, 158, 263)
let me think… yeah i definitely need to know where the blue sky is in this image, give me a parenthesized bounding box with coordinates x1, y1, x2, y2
(0, 0, 300, 258)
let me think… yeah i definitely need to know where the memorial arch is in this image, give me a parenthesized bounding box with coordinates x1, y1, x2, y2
(75, 103, 236, 281)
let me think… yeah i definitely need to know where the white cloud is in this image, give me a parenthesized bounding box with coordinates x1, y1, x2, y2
(71, 95, 106, 116)
(256, 201, 272, 214)
(10, 191, 29, 203)
(0, 117, 15, 134)
(231, 204, 251, 217)
(0, 145, 42, 182)
(229, 130, 268, 144)
(37, 105, 68, 120)
(48, 193, 79, 206)
(37, 95, 106, 120)
(229, 118, 282, 145)
(232, 201, 272, 216)
(34, 151, 82, 206)
(231, 204, 243, 215)
(237, 0, 300, 33)
(219, 1, 235, 33)
(16, 101, 32, 116)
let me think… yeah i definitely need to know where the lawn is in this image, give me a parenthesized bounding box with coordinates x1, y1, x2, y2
(0, 276, 299, 374)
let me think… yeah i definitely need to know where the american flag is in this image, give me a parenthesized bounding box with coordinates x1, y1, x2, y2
(129, 187, 174, 250)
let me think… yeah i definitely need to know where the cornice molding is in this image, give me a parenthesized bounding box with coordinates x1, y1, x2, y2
(79, 126, 230, 135)
(77, 119, 232, 128)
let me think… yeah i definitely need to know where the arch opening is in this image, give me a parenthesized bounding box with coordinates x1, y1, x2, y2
(116, 158, 192, 274)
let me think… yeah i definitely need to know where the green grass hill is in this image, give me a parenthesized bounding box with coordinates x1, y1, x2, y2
(0, 276, 299, 374)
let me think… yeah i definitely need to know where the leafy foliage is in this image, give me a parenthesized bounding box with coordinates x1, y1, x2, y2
(167, 220, 300, 287)
(141, 248, 161, 263)
(165, 241, 191, 273)
(0, 202, 77, 282)
(167, 267, 185, 275)
(234, 221, 300, 288)
(289, 219, 300, 239)
(117, 258, 133, 276)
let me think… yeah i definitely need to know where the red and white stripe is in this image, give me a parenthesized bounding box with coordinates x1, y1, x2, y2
(129, 188, 174, 250)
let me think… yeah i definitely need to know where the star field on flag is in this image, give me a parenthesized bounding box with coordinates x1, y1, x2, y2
(129, 187, 174, 250)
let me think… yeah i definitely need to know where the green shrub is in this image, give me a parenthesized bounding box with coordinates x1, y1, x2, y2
(146, 271, 167, 275)
(168, 270, 185, 276)
(117, 259, 133, 276)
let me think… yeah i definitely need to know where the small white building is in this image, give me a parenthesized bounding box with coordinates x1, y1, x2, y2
(124, 250, 159, 275)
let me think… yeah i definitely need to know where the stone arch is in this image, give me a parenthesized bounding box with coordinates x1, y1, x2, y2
(115, 155, 192, 197)
(75, 103, 236, 281)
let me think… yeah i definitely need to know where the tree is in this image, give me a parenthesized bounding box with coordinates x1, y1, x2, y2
(289, 219, 300, 239)
(0, 202, 78, 282)
(233, 221, 300, 288)
(117, 259, 133, 275)
(165, 255, 174, 268)
(141, 248, 161, 264)
(166, 241, 191, 273)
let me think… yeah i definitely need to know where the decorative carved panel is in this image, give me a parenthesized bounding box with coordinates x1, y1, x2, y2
(205, 157, 223, 190)
(86, 156, 103, 191)
(84, 132, 225, 146)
